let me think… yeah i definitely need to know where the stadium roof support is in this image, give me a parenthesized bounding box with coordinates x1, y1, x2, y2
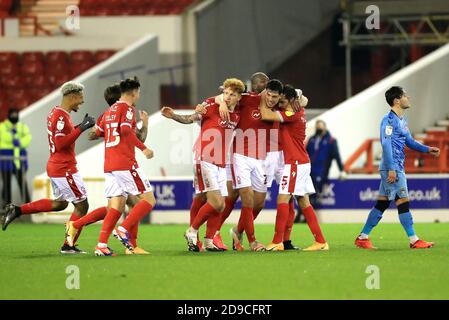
(339, 0, 449, 98)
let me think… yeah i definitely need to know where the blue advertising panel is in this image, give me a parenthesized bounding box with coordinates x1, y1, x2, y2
(151, 177, 449, 210)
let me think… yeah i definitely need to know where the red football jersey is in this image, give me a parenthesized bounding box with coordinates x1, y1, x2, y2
(232, 93, 276, 159)
(98, 101, 139, 172)
(46, 107, 79, 177)
(198, 98, 240, 167)
(276, 108, 310, 164)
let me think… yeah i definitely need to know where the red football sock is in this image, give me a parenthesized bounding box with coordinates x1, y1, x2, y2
(217, 197, 236, 230)
(129, 223, 139, 247)
(302, 205, 326, 243)
(190, 196, 206, 225)
(20, 199, 54, 215)
(73, 206, 107, 229)
(240, 207, 255, 243)
(98, 208, 122, 244)
(192, 202, 219, 230)
(237, 207, 261, 234)
(206, 211, 221, 239)
(121, 200, 153, 231)
(283, 201, 296, 241)
(273, 203, 289, 243)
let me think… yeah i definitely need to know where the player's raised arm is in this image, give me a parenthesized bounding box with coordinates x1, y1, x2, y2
(161, 106, 200, 124)
(136, 110, 149, 142)
(55, 114, 95, 151)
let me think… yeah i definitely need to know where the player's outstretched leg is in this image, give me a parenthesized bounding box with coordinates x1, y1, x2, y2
(355, 199, 390, 249)
(2, 199, 67, 231)
(397, 201, 433, 249)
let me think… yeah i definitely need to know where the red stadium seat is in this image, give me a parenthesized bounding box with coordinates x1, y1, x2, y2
(24, 74, 51, 88)
(70, 61, 94, 78)
(70, 50, 94, 63)
(20, 61, 45, 76)
(0, 52, 18, 65)
(0, 62, 18, 76)
(45, 51, 68, 64)
(48, 72, 70, 87)
(94, 50, 116, 63)
(29, 86, 54, 103)
(9, 97, 31, 110)
(47, 61, 69, 76)
(0, 74, 21, 88)
(22, 51, 45, 63)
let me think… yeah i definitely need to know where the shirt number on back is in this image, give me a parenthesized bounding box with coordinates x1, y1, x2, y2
(105, 122, 120, 148)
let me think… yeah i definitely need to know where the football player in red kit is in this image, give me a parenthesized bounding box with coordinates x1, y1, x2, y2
(93, 77, 156, 256)
(1, 82, 97, 254)
(260, 84, 328, 251)
(183, 78, 246, 251)
(65, 83, 150, 254)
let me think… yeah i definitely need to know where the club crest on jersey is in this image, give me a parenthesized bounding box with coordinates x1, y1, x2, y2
(57, 119, 65, 131)
(126, 108, 133, 120)
(251, 110, 261, 120)
(385, 125, 393, 136)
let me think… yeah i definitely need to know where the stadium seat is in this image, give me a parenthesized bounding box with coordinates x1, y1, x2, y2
(48, 72, 70, 87)
(24, 74, 51, 88)
(20, 61, 45, 76)
(0, 74, 21, 88)
(70, 50, 94, 63)
(0, 52, 18, 65)
(29, 87, 53, 103)
(94, 50, 116, 63)
(45, 51, 69, 64)
(22, 51, 45, 64)
(70, 61, 94, 78)
(0, 62, 18, 76)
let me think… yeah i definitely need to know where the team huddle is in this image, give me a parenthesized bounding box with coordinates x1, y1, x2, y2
(0, 73, 440, 255)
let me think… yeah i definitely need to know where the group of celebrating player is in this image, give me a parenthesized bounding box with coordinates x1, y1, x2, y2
(1, 77, 155, 256)
(1, 71, 440, 255)
(162, 73, 327, 252)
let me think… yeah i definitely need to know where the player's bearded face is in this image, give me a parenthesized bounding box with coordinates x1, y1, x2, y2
(400, 94, 411, 109)
(266, 90, 280, 109)
(71, 93, 84, 112)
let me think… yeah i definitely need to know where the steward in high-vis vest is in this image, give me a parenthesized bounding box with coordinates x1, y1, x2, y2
(0, 108, 32, 204)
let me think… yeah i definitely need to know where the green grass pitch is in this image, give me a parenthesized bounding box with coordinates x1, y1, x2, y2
(0, 222, 448, 300)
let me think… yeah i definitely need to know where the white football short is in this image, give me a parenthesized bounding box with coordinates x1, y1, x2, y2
(193, 161, 228, 196)
(104, 168, 152, 198)
(230, 153, 267, 193)
(264, 151, 284, 187)
(279, 163, 315, 196)
(50, 171, 87, 204)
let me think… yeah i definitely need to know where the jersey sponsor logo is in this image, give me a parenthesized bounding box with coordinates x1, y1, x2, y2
(126, 108, 133, 120)
(218, 119, 228, 128)
(251, 110, 261, 120)
(385, 125, 393, 136)
(57, 119, 65, 131)
(285, 111, 295, 117)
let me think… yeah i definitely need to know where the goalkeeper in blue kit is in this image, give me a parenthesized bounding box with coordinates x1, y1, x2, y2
(355, 86, 440, 249)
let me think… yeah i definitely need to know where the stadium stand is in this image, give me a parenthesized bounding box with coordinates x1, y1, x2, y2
(0, 49, 117, 114)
